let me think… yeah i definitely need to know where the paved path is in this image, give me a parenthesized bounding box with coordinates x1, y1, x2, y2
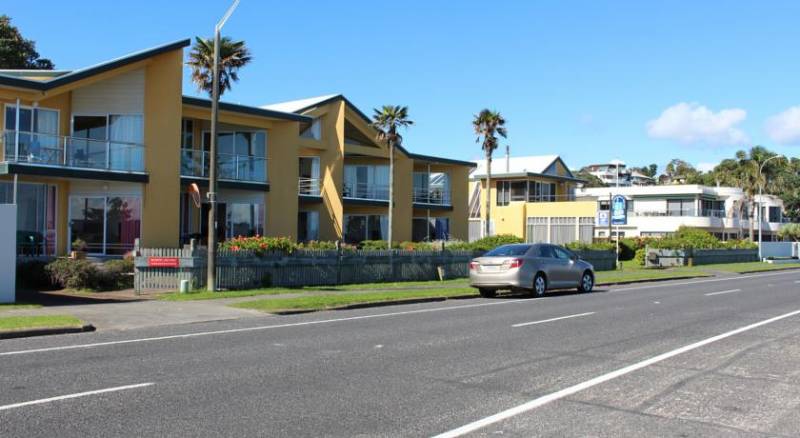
(1, 270, 800, 436)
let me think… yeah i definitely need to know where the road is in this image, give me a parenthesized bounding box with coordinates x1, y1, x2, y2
(2, 270, 800, 437)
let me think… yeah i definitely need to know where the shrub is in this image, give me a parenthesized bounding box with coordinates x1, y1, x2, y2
(360, 240, 390, 250)
(634, 248, 646, 266)
(219, 236, 296, 255)
(468, 234, 524, 252)
(17, 260, 56, 290)
(100, 258, 134, 290)
(297, 240, 338, 250)
(566, 241, 615, 251)
(45, 258, 100, 290)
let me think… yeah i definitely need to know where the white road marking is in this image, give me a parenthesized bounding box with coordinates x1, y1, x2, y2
(2, 270, 797, 358)
(705, 289, 742, 296)
(795, 280, 800, 284)
(0, 383, 153, 412)
(431, 308, 800, 438)
(512, 312, 595, 328)
(0, 299, 532, 357)
(608, 270, 797, 293)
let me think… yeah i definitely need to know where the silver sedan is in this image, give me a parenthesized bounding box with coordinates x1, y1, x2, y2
(469, 243, 595, 298)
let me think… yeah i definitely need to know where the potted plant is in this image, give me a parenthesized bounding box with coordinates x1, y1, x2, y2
(70, 239, 88, 259)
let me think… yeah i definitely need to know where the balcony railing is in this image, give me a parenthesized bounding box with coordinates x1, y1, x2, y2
(632, 209, 697, 217)
(299, 177, 321, 196)
(181, 148, 267, 183)
(413, 187, 451, 205)
(343, 182, 389, 201)
(2, 130, 144, 172)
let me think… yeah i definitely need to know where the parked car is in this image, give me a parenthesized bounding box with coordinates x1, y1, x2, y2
(469, 243, 595, 298)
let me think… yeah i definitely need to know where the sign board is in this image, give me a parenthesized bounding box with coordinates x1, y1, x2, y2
(611, 195, 627, 225)
(597, 210, 609, 227)
(0, 205, 16, 303)
(148, 257, 180, 268)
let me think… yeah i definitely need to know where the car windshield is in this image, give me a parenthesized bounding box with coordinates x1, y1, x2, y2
(484, 244, 531, 257)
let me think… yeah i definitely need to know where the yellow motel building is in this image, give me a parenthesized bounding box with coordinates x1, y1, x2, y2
(0, 39, 474, 256)
(468, 155, 597, 243)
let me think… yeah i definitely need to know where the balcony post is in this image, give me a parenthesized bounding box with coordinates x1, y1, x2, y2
(14, 98, 20, 160)
(106, 141, 111, 169)
(63, 136, 68, 165)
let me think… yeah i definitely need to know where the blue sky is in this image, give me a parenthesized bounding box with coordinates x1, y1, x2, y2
(7, 1, 800, 172)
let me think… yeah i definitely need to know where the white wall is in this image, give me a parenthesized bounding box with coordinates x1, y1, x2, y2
(72, 68, 145, 115)
(0, 204, 16, 303)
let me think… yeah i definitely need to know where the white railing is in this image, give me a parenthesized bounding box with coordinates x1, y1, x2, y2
(413, 187, 451, 205)
(2, 130, 145, 172)
(299, 177, 321, 196)
(181, 148, 267, 183)
(343, 182, 389, 200)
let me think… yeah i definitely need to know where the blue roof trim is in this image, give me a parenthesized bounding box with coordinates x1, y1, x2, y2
(183, 96, 312, 123)
(0, 39, 191, 91)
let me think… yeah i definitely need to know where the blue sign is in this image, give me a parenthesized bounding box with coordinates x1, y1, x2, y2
(611, 195, 627, 225)
(597, 211, 609, 227)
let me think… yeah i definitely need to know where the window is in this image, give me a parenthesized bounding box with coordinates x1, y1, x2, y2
(226, 203, 264, 239)
(553, 246, 573, 260)
(412, 217, 450, 241)
(496, 181, 510, 206)
(344, 214, 387, 243)
(4, 105, 59, 162)
(298, 211, 320, 242)
(768, 206, 782, 223)
(299, 157, 321, 195)
(69, 195, 141, 255)
(538, 245, 555, 258)
(510, 181, 527, 202)
(667, 199, 695, 216)
(182, 119, 194, 148)
(344, 165, 389, 199)
(0, 182, 57, 256)
(484, 244, 531, 257)
(202, 130, 267, 181)
(527, 181, 557, 202)
(300, 118, 322, 140)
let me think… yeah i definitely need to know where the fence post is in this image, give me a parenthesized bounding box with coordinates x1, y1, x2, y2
(336, 240, 342, 285)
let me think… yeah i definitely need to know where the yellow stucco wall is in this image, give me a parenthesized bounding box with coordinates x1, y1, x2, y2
(265, 121, 300, 238)
(526, 200, 597, 217)
(141, 49, 183, 248)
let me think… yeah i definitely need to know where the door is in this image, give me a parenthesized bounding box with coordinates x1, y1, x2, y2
(545, 244, 573, 286)
(553, 246, 582, 285)
(69, 196, 106, 254)
(200, 203, 227, 245)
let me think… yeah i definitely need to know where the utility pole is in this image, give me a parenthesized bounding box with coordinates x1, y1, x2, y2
(207, 0, 240, 292)
(758, 155, 785, 261)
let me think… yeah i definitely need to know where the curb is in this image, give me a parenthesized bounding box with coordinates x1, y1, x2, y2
(270, 294, 479, 315)
(0, 324, 95, 340)
(737, 266, 800, 274)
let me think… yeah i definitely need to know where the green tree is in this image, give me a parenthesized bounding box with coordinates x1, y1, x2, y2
(473, 109, 508, 237)
(186, 36, 252, 97)
(0, 15, 53, 69)
(371, 105, 413, 248)
(575, 169, 606, 187)
(778, 223, 800, 241)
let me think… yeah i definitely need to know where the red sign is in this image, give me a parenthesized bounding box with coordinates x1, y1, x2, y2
(148, 257, 180, 268)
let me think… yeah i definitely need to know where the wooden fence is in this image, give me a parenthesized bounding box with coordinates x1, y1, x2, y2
(134, 245, 616, 293)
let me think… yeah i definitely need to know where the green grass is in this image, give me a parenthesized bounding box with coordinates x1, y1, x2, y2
(699, 261, 800, 273)
(300, 278, 470, 291)
(159, 287, 306, 301)
(230, 287, 478, 313)
(0, 315, 83, 332)
(0, 303, 43, 311)
(595, 260, 711, 284)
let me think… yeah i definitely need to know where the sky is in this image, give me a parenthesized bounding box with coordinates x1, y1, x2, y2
(7, 1, 800, 173)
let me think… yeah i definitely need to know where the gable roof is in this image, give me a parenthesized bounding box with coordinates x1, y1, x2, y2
(472, 155, 580, 181)
(0, 39, 190, 91)
(183, 96, 311, 123)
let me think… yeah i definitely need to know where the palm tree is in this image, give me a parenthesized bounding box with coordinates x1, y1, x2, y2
(187, 36, 252, 97)
(372, 105, 413, 248)
(473, 109, 507, 238)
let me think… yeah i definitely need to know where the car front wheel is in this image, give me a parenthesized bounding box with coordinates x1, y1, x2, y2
(578, 271, 594, 293)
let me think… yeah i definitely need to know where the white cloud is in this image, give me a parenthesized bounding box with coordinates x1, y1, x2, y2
(765, 106, 800, 145)
(696, 162, 717, 173)
(646, 102, 749, 146)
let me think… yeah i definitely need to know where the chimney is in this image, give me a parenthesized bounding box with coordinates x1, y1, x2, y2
(505, 145, 510, 173)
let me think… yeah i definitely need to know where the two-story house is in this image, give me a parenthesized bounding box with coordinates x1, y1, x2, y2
(468, 155, 596, 244)
(0, 39, 473, 256)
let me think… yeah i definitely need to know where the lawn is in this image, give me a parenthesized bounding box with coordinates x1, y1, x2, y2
(0, 303, 43, 311)
(231, 287, 478, 313)
(159, 287, 304, 301)
(699, 261, 800, 273)
(595, 261, 711, 284)
(0, 315, 84, 332)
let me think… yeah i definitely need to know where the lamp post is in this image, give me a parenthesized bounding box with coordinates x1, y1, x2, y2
(757, 155, 785, 261)
(207, 0, 240, 292)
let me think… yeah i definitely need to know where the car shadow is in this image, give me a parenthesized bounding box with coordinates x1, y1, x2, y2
(491, 287, 611, 299)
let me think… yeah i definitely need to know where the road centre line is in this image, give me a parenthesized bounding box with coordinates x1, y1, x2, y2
(1, 270, 797, 358)
(431, 308, 800, 438)
(0, 383, 154, 412)
(705, 289, 742, 296)
(512, 312, 595, 328)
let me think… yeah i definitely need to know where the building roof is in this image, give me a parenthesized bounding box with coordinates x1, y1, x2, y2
(473, 154, 560, 176)
(261, 94, 340, 113)
(0, 39, 190, 91)
(183, 96, 311, 123)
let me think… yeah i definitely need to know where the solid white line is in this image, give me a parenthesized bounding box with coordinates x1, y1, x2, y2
(705, 289, 742, 296)
(512, 312, 595, 328)
(0, 383, 154, 412)
(2, 270, 797, 358)
(431, 308, 800, 438)
(0, 299, 531, 357)
(794, 280, 800, 284)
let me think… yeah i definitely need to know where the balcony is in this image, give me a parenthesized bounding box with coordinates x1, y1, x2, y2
(299, 177, 321, 196)
(343, 182, 389, 201)
(413, 187, 451, 206)
(181, 148, 267, 183)
(2, 130, 145, 173)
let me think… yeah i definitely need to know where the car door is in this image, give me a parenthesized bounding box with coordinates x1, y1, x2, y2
(538, 244, 566, 286)
(553, 246, 582, 286)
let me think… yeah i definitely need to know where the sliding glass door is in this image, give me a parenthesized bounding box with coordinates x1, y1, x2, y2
(69, 195, 141, 255)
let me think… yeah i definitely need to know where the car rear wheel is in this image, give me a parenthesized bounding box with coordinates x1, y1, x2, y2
(478, 288, 497, 298)
(532, 273, 547, 297)
(578, 271, 594, 293)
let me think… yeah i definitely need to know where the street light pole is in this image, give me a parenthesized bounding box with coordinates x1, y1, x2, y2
(757, 155, 785, 261)
(207, 0, 240, 292)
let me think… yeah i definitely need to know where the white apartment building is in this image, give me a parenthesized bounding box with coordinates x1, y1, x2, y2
(582, 160, 655, 187)
(577, 185, 786, 241)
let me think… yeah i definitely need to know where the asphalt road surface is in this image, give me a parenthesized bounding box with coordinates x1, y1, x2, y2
(2, 270, 800, 437)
